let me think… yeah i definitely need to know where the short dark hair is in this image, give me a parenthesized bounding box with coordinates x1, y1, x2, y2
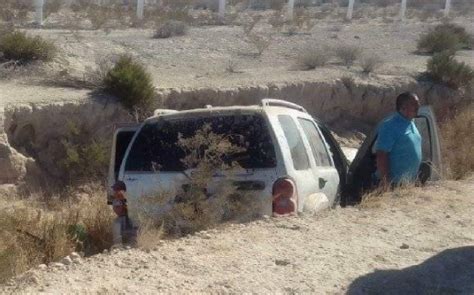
(396, 92, 418, 111)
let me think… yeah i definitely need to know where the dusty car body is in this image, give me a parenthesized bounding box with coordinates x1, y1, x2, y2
(107, 99, 441, 219)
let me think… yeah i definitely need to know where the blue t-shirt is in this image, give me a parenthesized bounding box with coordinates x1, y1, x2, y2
(375, 112, 422, 184)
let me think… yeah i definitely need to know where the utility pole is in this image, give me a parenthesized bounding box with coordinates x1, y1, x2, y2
(137, 0, 145, 20)
(219, 0, 226, 20)
(444, 0, 451, 17)
(34, 0, 44, 26)
(400, 0, 407, 21)
(288, 0, 295, 21)
(346, 0, 355, 20)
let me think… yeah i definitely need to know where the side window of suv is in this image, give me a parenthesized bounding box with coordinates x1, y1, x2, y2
(278, 115, 310, 170)
(298, 118, 332, 167)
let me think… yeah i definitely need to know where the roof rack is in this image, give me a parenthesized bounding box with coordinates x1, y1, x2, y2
(260, 98, 307, 113)
(153, 109, 178, 116)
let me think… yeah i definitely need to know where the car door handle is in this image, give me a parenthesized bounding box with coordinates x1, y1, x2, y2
(319, 178, 327, 189)
(126, 177, 138, 182)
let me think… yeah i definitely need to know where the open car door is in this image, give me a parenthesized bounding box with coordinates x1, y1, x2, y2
(343, 106, 442, 205)
(107, 123, 139, 204)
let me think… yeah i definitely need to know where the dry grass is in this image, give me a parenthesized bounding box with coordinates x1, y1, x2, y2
(335, 45, 362, 68)
(440, 104, 474, 180)
(0, 183, 114, 283)
(154, 20, 188, 39)
(245, 33, 271, 56)
(358, 183, 420, 209)
(360, 55, 383, 74)
(297, 47, 331, 70)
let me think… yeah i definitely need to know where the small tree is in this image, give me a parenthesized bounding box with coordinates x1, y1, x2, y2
(427, 51, 474, 89)
(103, 55, 155, 118)
(417, 23, 473, 54)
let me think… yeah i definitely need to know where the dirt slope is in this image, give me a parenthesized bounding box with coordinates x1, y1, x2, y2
(2, 178, 473, 294)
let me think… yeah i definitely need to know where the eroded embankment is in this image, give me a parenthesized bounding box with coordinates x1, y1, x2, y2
(0, 78, 471, 185)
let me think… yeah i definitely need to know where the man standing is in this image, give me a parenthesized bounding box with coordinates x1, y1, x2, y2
(376, 92, 422, 187)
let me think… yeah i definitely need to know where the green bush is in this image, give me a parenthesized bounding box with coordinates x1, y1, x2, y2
(59, 121, 109, 184)
(154, 20, 188, 39)
(417, 23, 473, 54)
(427, 51, 474, 89)
(103, 55, 155, 112)
(0, 31, 56, 63)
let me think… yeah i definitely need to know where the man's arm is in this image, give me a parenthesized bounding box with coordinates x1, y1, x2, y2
(376, 151, 390, 187)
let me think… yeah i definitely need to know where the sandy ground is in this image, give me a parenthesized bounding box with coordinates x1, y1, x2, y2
(2, 178, 473, 294)
(1, 14, 473, 108)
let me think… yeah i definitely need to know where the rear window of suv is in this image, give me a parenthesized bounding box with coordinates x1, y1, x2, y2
(125, 113, 277, 172)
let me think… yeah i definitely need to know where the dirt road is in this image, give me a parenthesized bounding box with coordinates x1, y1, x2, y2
(2, 178, 473, 294)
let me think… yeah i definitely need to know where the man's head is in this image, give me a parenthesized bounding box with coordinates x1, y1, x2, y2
(396, 92, 420, 120)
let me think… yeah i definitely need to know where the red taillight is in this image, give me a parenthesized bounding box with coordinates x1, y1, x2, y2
(272, 178, 297, 216)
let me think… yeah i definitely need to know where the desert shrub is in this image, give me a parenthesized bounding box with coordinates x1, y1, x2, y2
(440, 105, 474, 180)
(0, 31, 56, 63)
(242, 15, 262, 35)
(335, 45, 361, 68)
(0, 184, 114, 283)
(0, 0, 31, 23)
(417, 23, 473, 54)
(225, 59, 239, 73)
(135, 124, 263, 239)
(44, 0, 62, 19)
(245, 33, 271, 56)
(427, 51, 474, 89)
(103, 55, 155, 114)
(360, 55, 383, 74)
(154, 20, 188, 39)
(59, 120, 109, 184)
(86, 5, 109, 30)
(297, 48, 331, 70)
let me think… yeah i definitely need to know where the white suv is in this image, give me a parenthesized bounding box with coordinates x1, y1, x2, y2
(108, 99, 441, 219)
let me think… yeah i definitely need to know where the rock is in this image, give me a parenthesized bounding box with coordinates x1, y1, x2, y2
(51, 262, 65, 268)
(400, 243, 410, 249)
(275, 259, 291, 266)
(0, 133, 29, 184)
(70, 252, 81, 260)
(61, 256, 73, 265)
(37, 264, 48, 270)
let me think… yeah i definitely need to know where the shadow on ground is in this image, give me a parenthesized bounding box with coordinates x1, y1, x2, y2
(346, 246, 474, 295)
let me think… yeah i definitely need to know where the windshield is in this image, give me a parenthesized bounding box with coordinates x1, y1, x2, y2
(125, 113, 277, 172)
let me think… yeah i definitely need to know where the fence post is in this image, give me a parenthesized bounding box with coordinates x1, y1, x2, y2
(34, 0, 44, 26)
(288, 0, 295, 20)
(218, 0, 226, 20)
(346, 0, 355, 20)
(137, 0, 145, 20)
(444, 0, 451, 17)
(400, 0, 407, 20)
